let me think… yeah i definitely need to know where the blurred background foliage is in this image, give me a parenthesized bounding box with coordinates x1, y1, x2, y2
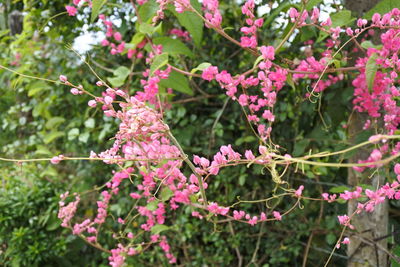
(0, 0, 399, 266)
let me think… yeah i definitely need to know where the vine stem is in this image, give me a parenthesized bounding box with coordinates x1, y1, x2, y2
(167, 131, 208, 207)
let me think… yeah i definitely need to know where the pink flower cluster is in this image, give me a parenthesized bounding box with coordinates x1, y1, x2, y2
(65, 0, 91, 16)
(201, 45, 286, 141)
(170, 28, 191, 41)
(240, 0, 263, 48)
(202, 0, 222, 28)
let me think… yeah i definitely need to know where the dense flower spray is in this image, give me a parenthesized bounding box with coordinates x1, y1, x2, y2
(49, 1, 400, 265)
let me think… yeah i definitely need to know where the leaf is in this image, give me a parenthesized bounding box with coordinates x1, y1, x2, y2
(172, 0, 203, 46)
(130, 32, 145, 46)
(43, 131, 65, 144)
(108, 66, 131, 87)
(360, 40, 382, 49)
(286, 73, 296, 91)
(160, 187, 174, 201)
(34, 145, 52, 156)
(151, 224, 169, 235)
(68, 128, 80, 140)
(146, 200, 159, 211)
(366, 53, 378, 92)
(329, 186, 350, 194)
(27, 81, 50, 97)
(190, 62, 211, 76)
(139, 22, 155, 35)
(293, 139, 310, 157)
(150, 53, 168, 76)
(305, 0, 323, 10)
(108, 77, 125, 88)
(91, 0, 107, 23)
(159, 70, 193, 95)
(153, 37, 194, 58)
(84, 118, 95, 129)
(253, 55, 264, 68)
(138, 0, 159, 22)
(113, 66, 130, 80)
(364, 0, 400, 19)
(45, 117, 65, 129)
(79, 132, 90, 143)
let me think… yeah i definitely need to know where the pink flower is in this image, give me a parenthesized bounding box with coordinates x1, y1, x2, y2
(73, 0, 81, 5)
(65, 6, 77, 16)
(70, 88, 80, 95)
(59, 75, 68, 82)
(245, 150, 255, 160)
(114, 32, 122, 41)
(273, 211, 282, 220)
(51, 155, 64, 164)
(295, 185, 304, 197)
(202, 66, 219, 81)
(104, 96, 113, 105)
(311, 7, 319, 23)
(321, 17, 332, 27)
(88, 100, 97, 107)
(248, 216, 258, 226)
(394, 164, 400, 175)
(288, 8, 299, 22)
(342, 237, 350, 244)
(260, 46, 275, 60)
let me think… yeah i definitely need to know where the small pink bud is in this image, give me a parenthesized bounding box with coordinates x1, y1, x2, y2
(70, 88, 80, 95)
(88, 100, 97, 107)
(59, 75, 68, 82)
(96, 81, 103, 86)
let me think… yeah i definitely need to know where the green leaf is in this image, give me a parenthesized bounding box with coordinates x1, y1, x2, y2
(364, 0, 400, 19)
(130, 33, 145, 46)
(366, 53, 378, 92)
(151, 224, 169, 235)
(113, 66, 130, 80)
(159, 70, 193, 95)
(360, 40, 382, 50)
(108, 66, 131, 87)
(34, 145, 52, 156)
(329, 186, 350, 194)
(160, 187, 174, 201)
(84, 118, 95, 129)
(286, 73, 296, 91)
(391, 246, 400, 267)
(27, 81, 50, 97)
(293, 139, 310, 157)
(139, 22, 155, 35)
(172, 0, 203, 46)
(305, 0, 323, 10)
(108, 77, 124, 88)
(45, 117, 65, 129)
(91, 0, 107, 23)
(150, 53, 169, 76)
(43, 131, 64, 144)
(146, 200, 159, 211)
(153, 37, 194, 58)
(79, 132, 90, 143)
(139, 0, 158, 22)
(253, 55, 264, 68)
(326, 233, 336, 245)
(68, 128, 80, 140)
(190, 62, 211, 76)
